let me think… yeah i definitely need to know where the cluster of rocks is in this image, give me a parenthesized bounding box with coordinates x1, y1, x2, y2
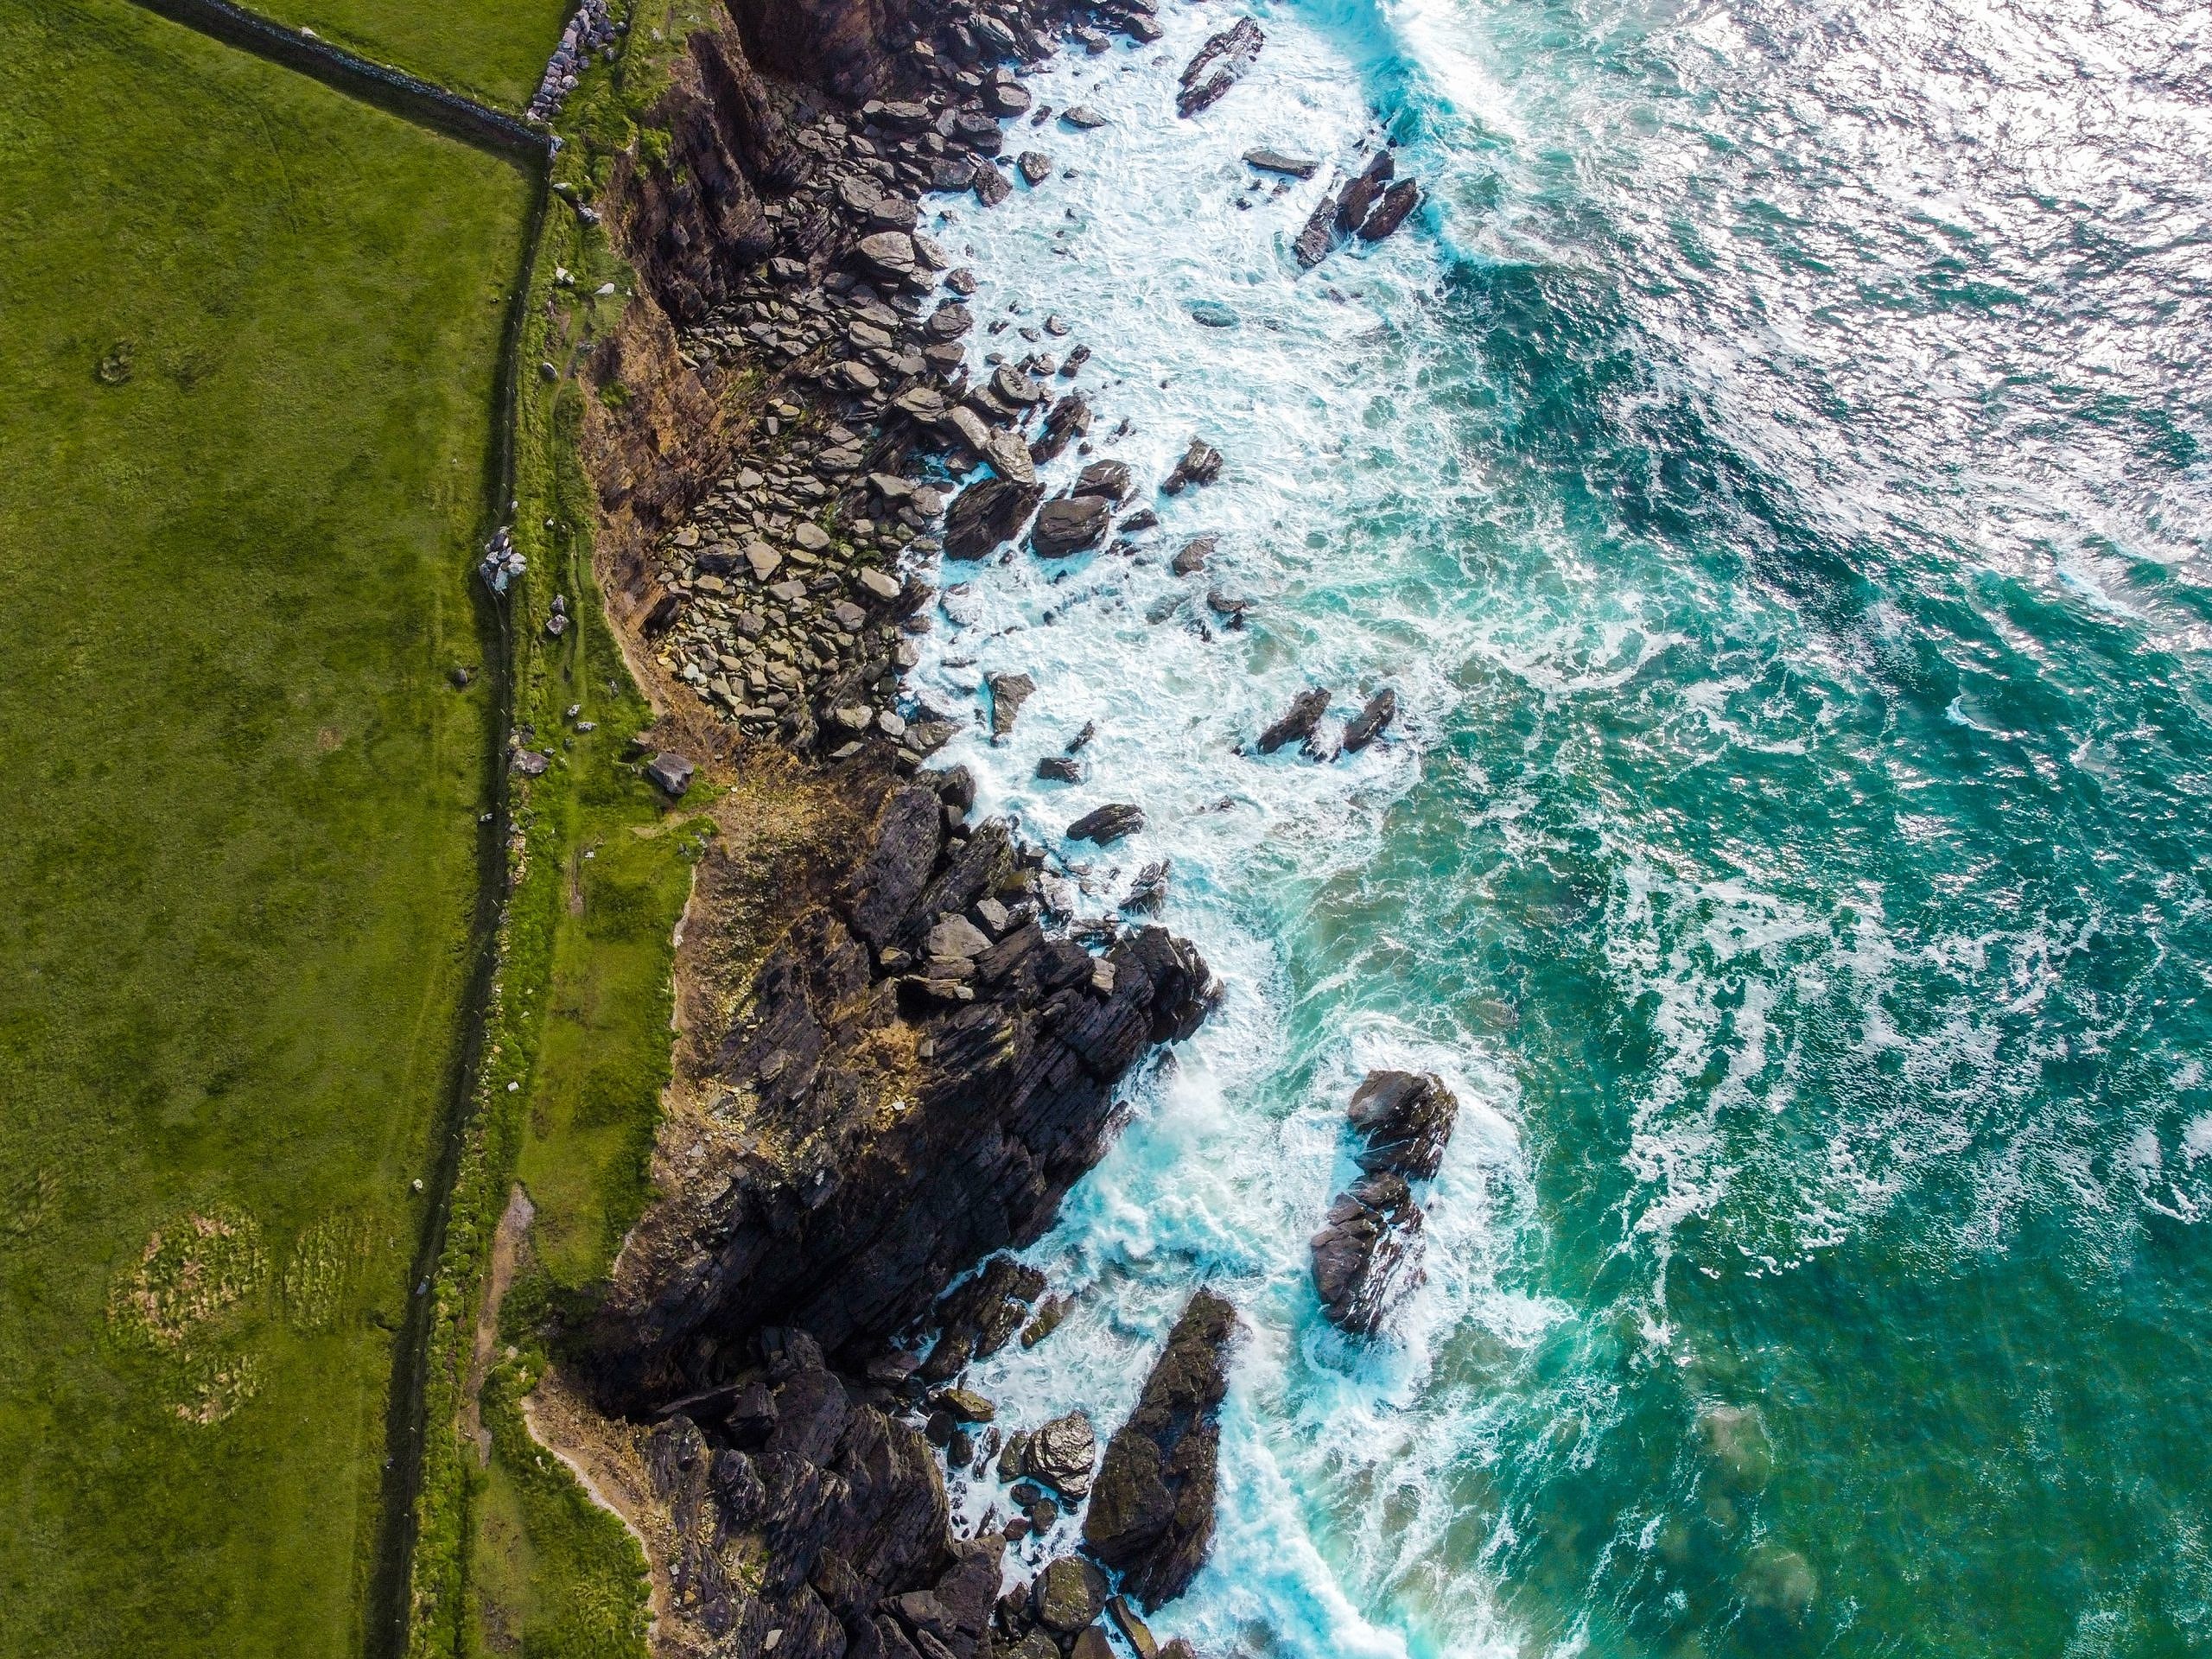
(1251, 683, 1399, 760)
(1310, 1071, 1459, 1333)
(527, 0, 619, 125)
(1294, 150, 1421, 268)
(592, 770, 1214, 1401)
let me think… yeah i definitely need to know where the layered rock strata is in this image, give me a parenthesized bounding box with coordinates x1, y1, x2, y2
(1309, 1071, 1458, 1332)
(1082, 1290, 1241, 1608)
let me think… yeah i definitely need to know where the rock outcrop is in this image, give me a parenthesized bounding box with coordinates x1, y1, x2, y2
(1083, 1289, 1239, 1609)
(1176, 17, 1263, 118)
(1310, 1071, 1458, 1333)
(639, 1327, 999, 1659)
(592, 777, 1214, 1408)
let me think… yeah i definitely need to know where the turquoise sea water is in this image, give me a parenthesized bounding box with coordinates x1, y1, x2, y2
(913, 0, 2212, 1652)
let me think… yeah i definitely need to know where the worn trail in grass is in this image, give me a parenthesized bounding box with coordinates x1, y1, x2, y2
(0, 2, 531, 1651)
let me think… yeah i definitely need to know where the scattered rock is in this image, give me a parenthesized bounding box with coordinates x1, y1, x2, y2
(1171, 536, 1215, 575)
(1062, 105, 1108, 130)
(1342, 686, 1397, 752)
(1256, 687, 1330, 755)
(854, 231, 919, 284)
(1018, 150, 1054, 185)
(1067, 803, 1146, 845)
(988, 671, 1037, 738)
(1036, 755, 1084, 783)
(1243, 148, 1318, 178)
(1161, 438, 1223, 493)
(1032, 494, 1113, 556)
(1084, 1289, 1239, 1608)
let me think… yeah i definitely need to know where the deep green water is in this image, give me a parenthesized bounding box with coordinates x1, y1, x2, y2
(918, 0, 2212, 1650)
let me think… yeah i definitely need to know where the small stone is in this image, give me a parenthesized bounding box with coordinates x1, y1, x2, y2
(1062, 105, 1108, 130)
(794, 522, 830, 552)
(857, 568, 902, 602)
(1017, 150, 1052, 186)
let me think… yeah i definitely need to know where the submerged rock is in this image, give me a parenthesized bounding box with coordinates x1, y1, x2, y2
(1084, 1289, 1239, 1608)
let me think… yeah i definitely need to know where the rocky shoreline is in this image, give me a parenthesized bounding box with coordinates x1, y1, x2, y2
(535, 0, 1427, 1651)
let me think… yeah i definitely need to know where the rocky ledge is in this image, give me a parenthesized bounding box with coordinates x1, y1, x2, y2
(1082, 1290, 1240, 1609)
(1310, 1071, 1458, 1333)
(592, 769, 1214, 1406)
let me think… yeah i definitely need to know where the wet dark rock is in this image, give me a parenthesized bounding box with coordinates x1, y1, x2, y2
(1110, 1597, 1161, 1659)
(1032, 494, 1113, 556)
(1027, 1408, 1097, 1497)
(1293, 190, 1338, 268)
(1334, 152, 1395, 235)
(1341, 687, 1397, 752)
(1171, 536, 1215, 575)
(634, 1331, 974, 1659)
(1033, 1557, 1109, 1632)
(1017, 150, 1053, 185)
(1030, 395, 1093, 463)
(1359, 179, 1421, 241)
(591, 782, 1213, 1401)
(1176, 16, 1264, 118)
(1083, 1290, 1239, 1609)
(1066, 803, 1146, 845)
(1256, 688, 1330, 755)
(1062, 105, 1108, 129)
(1161, 438, 1224, 494)
(925, 1252, 1046, 1376)
(1121, 860, 1169, 913)
(1071, 460, 1134, 504)
(1037, 755, 1085, 784)
(944, 478, 1046, 561)
(976, 161, 1014, 207)
(1310, 1170, 1422, 1334)
(988, 671, 1037, 738)
(984, 75, 1033, 118)
(1243, 148, 1318, 178)
(1347, 1069, 1459, 1180)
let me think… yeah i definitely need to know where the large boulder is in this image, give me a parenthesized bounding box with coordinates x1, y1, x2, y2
(1341, 687, 1397, 752)
(1032, 494, 1113, 556)
(944, 478, 1045, 561)
(1083, 1290, 1240, 1608)
(1346, 1070, 1458, 1179)
(1027, 1410, 1097, 1498)
(1176, 16, 1264, 117)
(1309, 1170, 1423, 1333)
(1067, 804, 1145, 845)
(1256, 688, 1330, 755)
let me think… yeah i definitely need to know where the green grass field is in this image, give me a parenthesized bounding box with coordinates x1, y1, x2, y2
(251, 0, 575, 111)
(0, 1, 531, 1651)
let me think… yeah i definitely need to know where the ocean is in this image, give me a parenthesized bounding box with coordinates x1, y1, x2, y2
(911, 0, 2212, 1650)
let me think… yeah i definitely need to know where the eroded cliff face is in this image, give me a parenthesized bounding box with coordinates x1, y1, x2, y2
(539, 3, 1223, 1651)
(592, 772, 1213, 1413)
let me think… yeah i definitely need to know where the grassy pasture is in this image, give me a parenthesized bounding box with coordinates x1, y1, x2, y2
(0, 1, 531, 1652)
(249, 0, 575, 111)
